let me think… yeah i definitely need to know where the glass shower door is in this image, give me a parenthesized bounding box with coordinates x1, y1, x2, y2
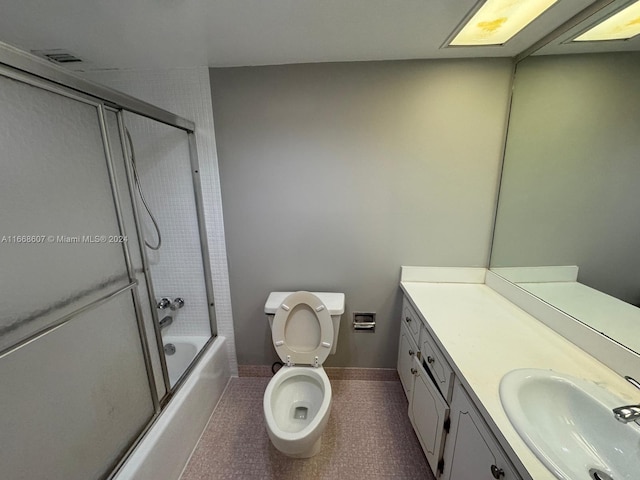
(122, 112, 214, 388)
(0, 72, 156, 479)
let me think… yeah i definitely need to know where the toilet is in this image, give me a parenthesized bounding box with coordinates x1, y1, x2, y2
(263, 291, 345, 458)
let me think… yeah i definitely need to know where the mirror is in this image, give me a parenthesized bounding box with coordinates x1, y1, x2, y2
(490, 2, 640, 356)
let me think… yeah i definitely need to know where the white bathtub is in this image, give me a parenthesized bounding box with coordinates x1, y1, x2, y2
(114, 335, 230, 480)
(163, 335, 211, 387)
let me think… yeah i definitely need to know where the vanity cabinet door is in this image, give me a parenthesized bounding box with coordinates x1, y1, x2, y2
(442, 381, 521, 480)
(409, 357, 450, 476)
(397, 322, 419, 399)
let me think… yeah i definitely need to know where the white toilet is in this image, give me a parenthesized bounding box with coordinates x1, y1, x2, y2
(263, 291, 345, 458)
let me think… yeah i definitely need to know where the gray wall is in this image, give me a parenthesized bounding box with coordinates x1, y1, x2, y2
(210, 59, 513, 367)
(491, 52, 640, 305)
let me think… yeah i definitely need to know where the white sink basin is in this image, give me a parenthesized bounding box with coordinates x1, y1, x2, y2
(500, 369, 640, 480)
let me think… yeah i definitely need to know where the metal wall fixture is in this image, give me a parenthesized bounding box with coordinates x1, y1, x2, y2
(158, 316, 173, 330)
(156, 297, 185, 311)
(171, 297, 185, 310)
(353, 312, 376, 332)
(157, 298, 171, 310)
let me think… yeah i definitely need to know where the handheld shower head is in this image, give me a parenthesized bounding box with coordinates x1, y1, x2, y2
(125, 127, 162, 251)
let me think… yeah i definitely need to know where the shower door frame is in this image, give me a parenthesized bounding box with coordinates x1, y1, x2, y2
(0, 41, 219, 477)
(116, 110, 219, 394)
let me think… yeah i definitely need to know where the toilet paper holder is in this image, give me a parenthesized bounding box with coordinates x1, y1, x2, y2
(353, 312, 376, 332)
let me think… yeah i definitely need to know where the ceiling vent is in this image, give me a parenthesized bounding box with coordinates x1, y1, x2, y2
(31, 49, 97, 72)
(32, 49, 84, 64)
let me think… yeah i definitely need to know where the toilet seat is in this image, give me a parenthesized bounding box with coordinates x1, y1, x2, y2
(272, 291, 333, 367)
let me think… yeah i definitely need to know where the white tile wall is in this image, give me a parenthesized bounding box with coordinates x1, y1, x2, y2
(124, 114, 210, 338)
(83, 67, 238, 375)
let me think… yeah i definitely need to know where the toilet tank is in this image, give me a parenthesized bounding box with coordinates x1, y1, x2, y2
(265, 292, 345, 354)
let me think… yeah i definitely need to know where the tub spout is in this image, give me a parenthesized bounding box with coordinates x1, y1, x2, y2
(159, 315, 173, 330)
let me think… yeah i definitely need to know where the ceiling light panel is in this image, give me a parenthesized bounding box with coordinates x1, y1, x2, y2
(573, 0, 640, 41)
(449, 0, 559, 46)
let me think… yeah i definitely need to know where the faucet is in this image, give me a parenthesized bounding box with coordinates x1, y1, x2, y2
(614, 376, 640, 424)
(170, 297, 185, 311)
(159, 315, 173, 330)
(612, 404, 640, 424)
(157, 297, 185, 311)
(157, 298, 172, 310)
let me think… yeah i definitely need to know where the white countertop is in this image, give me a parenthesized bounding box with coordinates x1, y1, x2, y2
(400, 271, 640, 480)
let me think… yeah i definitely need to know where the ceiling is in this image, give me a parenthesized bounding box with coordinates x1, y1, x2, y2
(0, 0, 629, 70)
(534, 0, 640, 55)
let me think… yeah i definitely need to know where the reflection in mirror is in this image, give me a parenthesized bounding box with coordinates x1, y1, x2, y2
(532, 0, 640, 56)
(490, 51, 640, 355)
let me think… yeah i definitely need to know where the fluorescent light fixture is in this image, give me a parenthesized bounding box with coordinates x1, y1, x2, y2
(573, 0, 640, 41)
(449, 0, 558, 46)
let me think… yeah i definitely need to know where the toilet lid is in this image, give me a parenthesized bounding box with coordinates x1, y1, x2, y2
(272, 291, 333, 366)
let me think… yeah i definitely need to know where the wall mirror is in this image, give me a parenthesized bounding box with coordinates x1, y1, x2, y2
(490, 0, 640, 356)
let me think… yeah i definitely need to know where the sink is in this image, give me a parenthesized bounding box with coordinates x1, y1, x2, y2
(499, 369, 640, 480)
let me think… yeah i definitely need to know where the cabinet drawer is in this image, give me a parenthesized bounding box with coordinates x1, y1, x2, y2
(402, 297, 421, 343)
(409, 356, 450, 476)
(397, 321, 419, 400)
(419, 324, 454, 403)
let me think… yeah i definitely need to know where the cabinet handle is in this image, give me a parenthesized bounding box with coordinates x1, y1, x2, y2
(408, 349, 415, 356)
(411, 368, 418, 375)
(405, 316, 412, 323)
(427, 355, 435, 364)
(490, 465, 505, 479)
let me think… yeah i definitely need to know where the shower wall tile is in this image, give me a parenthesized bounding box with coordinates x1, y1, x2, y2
(83, 68, 238, 376)
(123, 114, 211, 341)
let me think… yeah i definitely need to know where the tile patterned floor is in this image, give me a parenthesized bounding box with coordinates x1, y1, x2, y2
(180, 376, 434, 480)
(238, 365, 403, 381)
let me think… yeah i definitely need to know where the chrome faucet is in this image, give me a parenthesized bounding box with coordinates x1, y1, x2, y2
(612, 404, 640, 424)
(157, 298, 172, 310)
(170, 297, 185, 310)
(158, 315, 173, 330)
(614, 376, 640, 424)
(157, 297, 185, 310)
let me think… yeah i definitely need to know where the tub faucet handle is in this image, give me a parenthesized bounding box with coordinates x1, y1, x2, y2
(171, 297, 185, 310)
(157, 298, 171, 310)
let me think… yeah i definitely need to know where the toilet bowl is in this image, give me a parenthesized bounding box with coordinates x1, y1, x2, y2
(263, 365, 332, 458)
(263, 291, 344, 458)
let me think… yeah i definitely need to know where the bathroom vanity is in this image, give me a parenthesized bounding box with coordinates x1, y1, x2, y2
(397, 267, 640, 480)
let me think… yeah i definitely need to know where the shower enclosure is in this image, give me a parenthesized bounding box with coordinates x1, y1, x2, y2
(122, 112, 216, 388)
(0, 43, 216, 479)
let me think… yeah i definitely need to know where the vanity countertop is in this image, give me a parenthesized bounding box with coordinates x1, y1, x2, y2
(400, 268, 640, 480)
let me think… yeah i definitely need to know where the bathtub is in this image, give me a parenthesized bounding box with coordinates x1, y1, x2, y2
(114, 335, 230, 480)
(163, 335, 211, 387)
